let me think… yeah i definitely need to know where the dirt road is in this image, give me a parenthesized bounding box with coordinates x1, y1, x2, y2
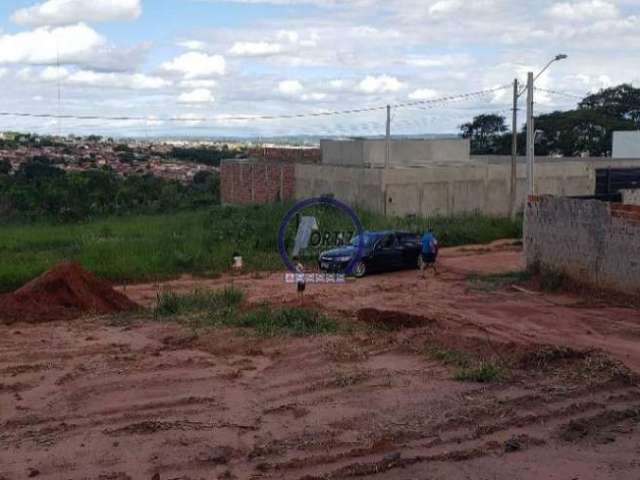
(123, 241, 640, 370)
(2, 242, 640, 479)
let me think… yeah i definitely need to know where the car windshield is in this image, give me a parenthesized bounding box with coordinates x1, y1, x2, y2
(350, 234, 379, 248)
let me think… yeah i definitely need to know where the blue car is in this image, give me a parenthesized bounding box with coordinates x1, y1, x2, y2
(318, 231, 422, 278)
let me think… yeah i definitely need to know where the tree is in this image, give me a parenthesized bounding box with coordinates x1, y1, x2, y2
(579, 84, 640, 128)
(462, 83, 640, 157)
(460, 114, 509, 154)
(533, 109, 634, 157)
(0, 159, 11, 175)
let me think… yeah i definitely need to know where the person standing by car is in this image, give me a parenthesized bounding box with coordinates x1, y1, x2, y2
(293, 256, 306, 305)
(420, 231, 439, 278)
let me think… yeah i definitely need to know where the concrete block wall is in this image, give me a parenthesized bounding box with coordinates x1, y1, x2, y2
(524, 195, 640, 294)
(220, 160, 295, 205)
(294, 164, 385, 213)
(247, 146, 321, 164)
(621, 189, 640, 206)
(321, 139, 470, 167)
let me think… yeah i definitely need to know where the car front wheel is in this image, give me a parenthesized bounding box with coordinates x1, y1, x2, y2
(352, 260, 367, 278)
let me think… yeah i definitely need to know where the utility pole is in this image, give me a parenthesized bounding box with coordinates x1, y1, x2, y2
(526, 72, 535, 195)
(510, 78, 518, 219)
(385, 105, 391, 168)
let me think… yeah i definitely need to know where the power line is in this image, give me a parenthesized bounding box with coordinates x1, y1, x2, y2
(534, 87, 586, 100)
(0, 85, 510, 124)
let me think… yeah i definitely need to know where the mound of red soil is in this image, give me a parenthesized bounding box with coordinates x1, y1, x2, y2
(0, 262, 139, 325)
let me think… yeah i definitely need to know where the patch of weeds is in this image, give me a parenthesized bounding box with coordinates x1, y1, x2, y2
(154, 287, 244, 319)
(322, 338, 368, 363)
(332, 369, 370, 388)
(424, 345, 470, 368)
(230, 306, 339, 337)
(467, 270, 532, 291)
(454, 361, 502, 383)
(538, 270, 572, 292)
(103, 311, 140, 328)
(425, 343, 503, 383)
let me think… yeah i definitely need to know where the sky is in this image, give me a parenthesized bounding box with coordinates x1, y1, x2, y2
(0, 0, 638, 138)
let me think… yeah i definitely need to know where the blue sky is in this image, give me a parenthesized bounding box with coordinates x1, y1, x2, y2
(0, 0, 638, 137)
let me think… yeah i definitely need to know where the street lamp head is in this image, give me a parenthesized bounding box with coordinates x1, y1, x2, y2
(555, 54, 568, 61)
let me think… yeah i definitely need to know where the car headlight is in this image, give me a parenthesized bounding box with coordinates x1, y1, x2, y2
(335, 256, 352, 262)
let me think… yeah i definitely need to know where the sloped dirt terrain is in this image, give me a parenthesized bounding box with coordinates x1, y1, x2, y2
(2, 243, 640, 479)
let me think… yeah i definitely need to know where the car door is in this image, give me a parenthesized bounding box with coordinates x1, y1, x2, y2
(397, 233, 421, 267)
(373, 234, 402, 271)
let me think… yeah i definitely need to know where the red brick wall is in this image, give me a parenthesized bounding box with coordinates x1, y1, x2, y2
(220, 160, 295, 205)
(247, 146, 321, 164)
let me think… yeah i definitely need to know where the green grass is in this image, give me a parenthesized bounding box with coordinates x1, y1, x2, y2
(153, 288, 337, 337)
(467, 270, 532, 290)
(230, 306, 339, 337)
(454, 362, 502, 383)
(425, 344, 502, 383)
(425, 345, 471, 368)
(154, 287, 244, 318)
(0, 203, 522, 293)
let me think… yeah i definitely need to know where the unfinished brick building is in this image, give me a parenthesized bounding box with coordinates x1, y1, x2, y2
(220, 160, 296, 205)
(221, 146, 320, 205)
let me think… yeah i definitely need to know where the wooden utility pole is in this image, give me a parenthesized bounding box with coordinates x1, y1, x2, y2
(510, 79, 518, 219)
(385, 105, 391, 168)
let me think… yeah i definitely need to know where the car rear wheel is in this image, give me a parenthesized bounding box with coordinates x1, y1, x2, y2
(352, 260, 367, 278)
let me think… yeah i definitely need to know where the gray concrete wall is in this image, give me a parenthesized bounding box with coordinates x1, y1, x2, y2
(613, 131, 640, 158)
(294, 163, 384, 213)
(621, 189, 640, 206)
(381, 160, 595, 217)
(321, 138, 469, 167)
(524, 196, 640, 294)
(294, 156, 640, 217)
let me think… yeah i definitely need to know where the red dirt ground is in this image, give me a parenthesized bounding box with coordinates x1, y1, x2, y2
(1, 242, 639, 479)
(0, 262, 139, 325)
(121, 241, 640, 371)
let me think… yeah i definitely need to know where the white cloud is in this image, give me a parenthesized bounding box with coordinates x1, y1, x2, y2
(229, 41, 283, 56)
(180, 79, 218, 89)
(357, 75, 404, 94)
(301, 92, 327, 101)
(176, 113, 205, 126)
(178, 88, 215, 103)
(545, 0, 618, 21)
(405, 54, 473, 68)
(409, 88, 438, 100)
(278, 79, 304, 95)
(162, 52, 226, 79)
(65, 70, 171, 90)
(0, 23, 105, 65)
(11, 0, 142, 27)
(178, 40, 208, 51)
(428, 0, 463, 16)
(276, 30, 299, 43)
(40, 65, 69, 81)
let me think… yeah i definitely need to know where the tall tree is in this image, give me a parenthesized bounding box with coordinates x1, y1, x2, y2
(579, 84, 640, 128)
(460, 114, 509, 154)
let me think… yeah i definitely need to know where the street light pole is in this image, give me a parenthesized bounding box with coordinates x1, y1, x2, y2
(526, 72, 535, 194)
(525, 54, 568, 196)
(510, 78, 518, 219)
